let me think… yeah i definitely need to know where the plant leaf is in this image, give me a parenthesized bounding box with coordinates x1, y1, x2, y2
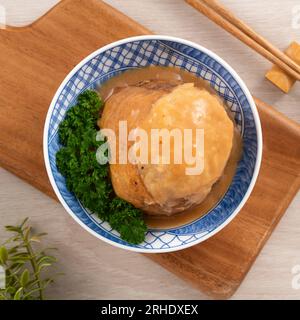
(6, 286, 16, 295)
(8, 263, 24, 272)
(0, 246, 8, 265)
(1, 217, 60, 300)
(19, 217, 29, 229)
(22, 287, 42, 300)
(23, 227, 31, 242)
(26, 279, 40, 290)
(11, 251, 30, 258)
(13, 287, 23, 300)
(9, 259, 26, 265)
(42, 278, 55, 289)
(29, 236, 41, 243)
(20, 269, 30, 287)
(37, 255, 57, 265)
(5, 226, 21, 233)
(7, 247, 18, 254)
(37, 263, 52, 273)
(35, 233, 48, 238)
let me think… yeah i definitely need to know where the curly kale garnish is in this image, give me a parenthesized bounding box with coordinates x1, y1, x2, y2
(56, 90, 147, 244)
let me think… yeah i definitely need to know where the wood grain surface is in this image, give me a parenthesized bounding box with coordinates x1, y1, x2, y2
(0, 0, 149, 199)
(0, 0, 299, 299)
(147, 99, 300, 298)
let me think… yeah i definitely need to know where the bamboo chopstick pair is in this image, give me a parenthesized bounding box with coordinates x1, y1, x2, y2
(185, 0, 300, 82)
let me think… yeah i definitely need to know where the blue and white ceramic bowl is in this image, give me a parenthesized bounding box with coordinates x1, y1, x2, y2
(44, 35, 262, 253)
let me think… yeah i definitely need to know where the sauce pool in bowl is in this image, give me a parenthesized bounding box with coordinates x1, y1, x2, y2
(98, 66, 243, 230)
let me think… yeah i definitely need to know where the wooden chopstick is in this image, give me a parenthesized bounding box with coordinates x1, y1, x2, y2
(185, 0, 300, 81)
(201, 0, 300, 76)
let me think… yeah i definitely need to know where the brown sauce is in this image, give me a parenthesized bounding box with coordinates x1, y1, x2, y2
(98, 66, 243, 230)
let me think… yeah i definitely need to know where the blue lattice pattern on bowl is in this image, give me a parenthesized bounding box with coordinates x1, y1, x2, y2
(44, 36, 262, 252)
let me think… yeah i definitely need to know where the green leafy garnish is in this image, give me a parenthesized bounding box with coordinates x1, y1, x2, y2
(0, 218, 59, 300)
(56, 90, 147, 244)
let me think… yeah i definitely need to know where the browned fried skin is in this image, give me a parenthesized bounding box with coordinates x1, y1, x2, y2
(99, 82, 173, 213)
(99, 80, 234, 216)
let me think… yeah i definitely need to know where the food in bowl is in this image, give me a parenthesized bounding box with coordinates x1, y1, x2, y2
(44, 35, 262, 252)
(55, 65, 242, 244)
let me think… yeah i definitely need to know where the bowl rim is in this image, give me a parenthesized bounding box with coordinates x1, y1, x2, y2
(43, 35, 263, 253)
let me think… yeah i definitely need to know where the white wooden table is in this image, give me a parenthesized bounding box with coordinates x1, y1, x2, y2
(0, 0, 299, 299)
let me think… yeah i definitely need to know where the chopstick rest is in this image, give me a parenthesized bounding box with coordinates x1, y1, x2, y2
(265, 42, 300, 93)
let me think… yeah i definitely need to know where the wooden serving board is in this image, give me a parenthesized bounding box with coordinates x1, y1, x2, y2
(0, 0, 299, 299)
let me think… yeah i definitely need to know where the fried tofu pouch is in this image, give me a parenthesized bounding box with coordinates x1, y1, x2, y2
(100, 82, 234, 216)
